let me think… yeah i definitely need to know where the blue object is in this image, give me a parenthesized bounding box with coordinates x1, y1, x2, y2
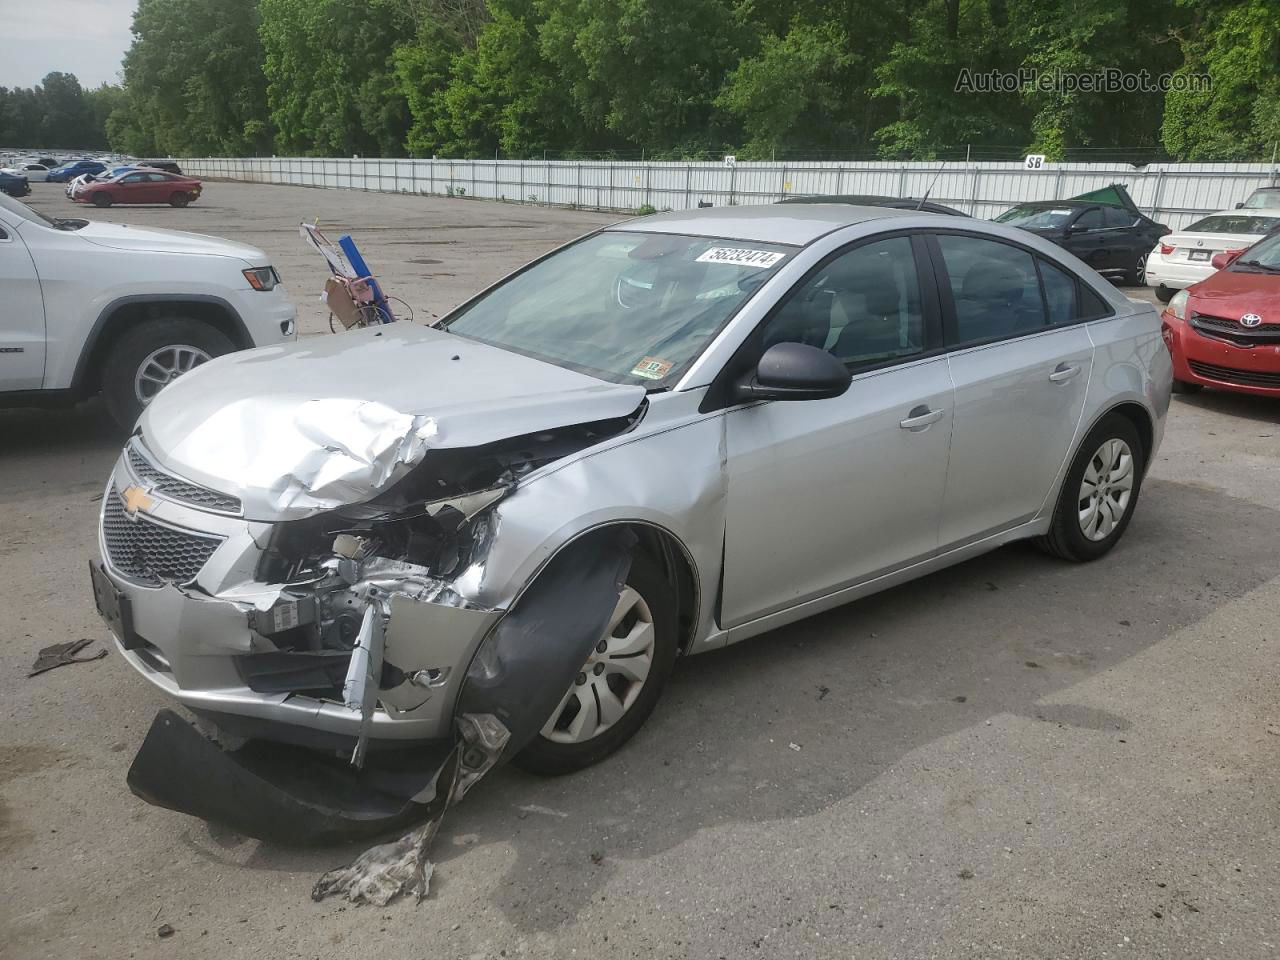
(47, 160, 107, 183)
(337, 234, 394, 323)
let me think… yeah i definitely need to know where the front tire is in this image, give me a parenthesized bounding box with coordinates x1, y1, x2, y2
(1155, 284, 1175, 304)
(513, 551, 678, 775)
(100, 319, 234, 429)
(92, 193, 112, 208)
(1039, 413, 1145, 562)
(1171, 379, 1203, 395)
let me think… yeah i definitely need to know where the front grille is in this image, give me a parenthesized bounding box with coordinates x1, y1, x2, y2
(1188, 359, 1280, 389)
(102, 492, 225, 586)
(127, 445, 241, 514)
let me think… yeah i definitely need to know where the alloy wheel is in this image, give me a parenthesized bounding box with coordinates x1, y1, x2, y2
(1078, 438, 1134, 541)
(540, 586, 656, 744)
(133, 344, 212, 404)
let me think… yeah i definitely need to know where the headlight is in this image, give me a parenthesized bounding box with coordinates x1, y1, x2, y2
(1169, 289, 1189, 321)
(243, 266, 280, 291)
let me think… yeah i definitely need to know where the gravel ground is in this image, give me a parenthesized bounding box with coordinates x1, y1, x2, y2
(1, 182, 1277, 960)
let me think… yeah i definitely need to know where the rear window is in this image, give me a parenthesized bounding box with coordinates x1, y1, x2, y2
(1242, 189, 1280, 210)
(1182, 214, 1280, 235)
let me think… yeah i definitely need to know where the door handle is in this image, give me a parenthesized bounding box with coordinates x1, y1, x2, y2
(899, 405, 944, 431)
(1049, 363, 1081, 383)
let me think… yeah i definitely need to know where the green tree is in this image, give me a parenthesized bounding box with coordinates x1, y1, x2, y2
(113, 0, 273, 155)
(1162, 0, 1280, 160)
(259, 0, 411, 155)
(536, 0, 754, 154)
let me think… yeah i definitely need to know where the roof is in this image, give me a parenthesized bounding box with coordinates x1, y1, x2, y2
(614, 203, 919, 245)
(777, 194, 968, 216)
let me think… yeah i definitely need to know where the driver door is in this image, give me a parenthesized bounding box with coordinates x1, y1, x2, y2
(720, 234, 954, 629)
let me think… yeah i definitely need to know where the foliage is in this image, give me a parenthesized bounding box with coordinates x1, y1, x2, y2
(0, 74, 118, 149)
(11, 0, 1274, 163)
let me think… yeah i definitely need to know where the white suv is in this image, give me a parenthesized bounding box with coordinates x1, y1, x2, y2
(0, 193, 296, 427)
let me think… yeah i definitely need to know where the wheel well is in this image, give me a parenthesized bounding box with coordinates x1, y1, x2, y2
(77, 299, 251, 394)
(1108, 402, 1154, 463)
(627, 524, 699, 656)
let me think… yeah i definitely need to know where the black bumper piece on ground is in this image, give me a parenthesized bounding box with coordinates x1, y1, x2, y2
(126, 710, 452, 845)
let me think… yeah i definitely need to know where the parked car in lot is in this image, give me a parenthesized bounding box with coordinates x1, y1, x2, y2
(1161, 230, 1280, 396)
(46, 160, 107, 183)
(138, 159, 184, 176)
(1, 162, 50, 182)
(0, 192, 296, 427)
(91, 204, 1170, 785)
(0, 170, 30, 197)
(778, 194, 969, 216)
(74, 170, 203, 208)
(1145, 209, 1280, 303)
(67, 166, 141, 199)
(994, 185, 1169, 285)
(1238, 186, 1280, 209)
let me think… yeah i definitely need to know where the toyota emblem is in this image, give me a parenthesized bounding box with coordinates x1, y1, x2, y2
(1240, 313, 1264, 328)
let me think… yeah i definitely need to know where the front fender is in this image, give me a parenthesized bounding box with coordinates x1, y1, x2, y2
(452, 411, 729, 651)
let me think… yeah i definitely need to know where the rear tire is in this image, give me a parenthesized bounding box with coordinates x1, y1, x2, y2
(1038, 413, 1145, 563)
(1126, 252, 1148, 285)
(100, 318, 234, 429)
(1155, 284, 1175, 304)
(1171, 379, 1203, 395)
(169, 192, 189, 208)
(513, 551, 678, 776)
(92, 193, 112, 208)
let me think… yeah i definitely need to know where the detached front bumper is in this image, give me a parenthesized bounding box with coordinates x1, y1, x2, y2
(94, 450, 500, 750)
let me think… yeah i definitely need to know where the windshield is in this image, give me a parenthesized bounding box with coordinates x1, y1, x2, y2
(1232, 233, 1280, 270)
(1182, 214, 1280, 235)
(442, 231, 792, 387)
(994, 205, 1074, 229)
(1242, 189, 1280, 210)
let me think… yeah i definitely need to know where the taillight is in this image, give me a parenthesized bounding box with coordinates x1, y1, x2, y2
(1159, 244, 1175, 256)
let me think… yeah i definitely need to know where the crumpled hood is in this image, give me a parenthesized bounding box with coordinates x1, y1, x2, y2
(1189, 269, 1280, 318)
(77, 220, 266, 262)
(137, 324, 647, 520)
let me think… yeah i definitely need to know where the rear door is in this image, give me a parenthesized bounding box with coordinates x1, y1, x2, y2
(929, 232, 1095, 547)
(721, 233, 954, 626)
(0, 215, 46, 390)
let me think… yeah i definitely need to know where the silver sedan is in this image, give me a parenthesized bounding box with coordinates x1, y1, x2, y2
(92, 204, 1171, 781)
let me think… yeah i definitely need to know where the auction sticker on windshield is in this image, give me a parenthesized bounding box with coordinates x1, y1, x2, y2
(695, 247, 786, 268)
(631, 357, 674, 380)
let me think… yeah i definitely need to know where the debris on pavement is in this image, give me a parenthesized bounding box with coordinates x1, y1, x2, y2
(28, 639, 106, 677)
(157, 924, 175, 938)
(312, 713, 509, 906)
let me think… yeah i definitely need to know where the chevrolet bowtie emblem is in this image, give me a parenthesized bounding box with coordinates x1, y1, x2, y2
(121, 484, 155, 516)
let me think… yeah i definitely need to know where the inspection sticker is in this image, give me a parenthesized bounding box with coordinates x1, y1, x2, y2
(695, 247, 785, 268)
(631, 357, 674, 380)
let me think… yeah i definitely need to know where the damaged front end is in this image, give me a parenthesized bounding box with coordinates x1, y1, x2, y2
(102, 402, 643, 847)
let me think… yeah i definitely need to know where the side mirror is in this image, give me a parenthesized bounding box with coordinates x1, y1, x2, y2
(735, 342, 851, 403)
(1211, 249, 1243, 270)
(1236, 202, 1245, 209)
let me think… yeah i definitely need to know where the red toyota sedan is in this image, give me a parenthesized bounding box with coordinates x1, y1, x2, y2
(75, 170, 203, 208)
(1161, 231, 1280, 397)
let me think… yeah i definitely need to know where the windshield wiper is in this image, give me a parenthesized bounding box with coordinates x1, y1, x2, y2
(1233, 259, 1280, 273)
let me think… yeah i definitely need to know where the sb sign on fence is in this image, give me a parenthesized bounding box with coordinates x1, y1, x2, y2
(1024, 154, 1047, 170)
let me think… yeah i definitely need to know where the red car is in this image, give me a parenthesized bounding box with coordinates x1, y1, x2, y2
(1161, 231, 1280, 397)
(75, 170, 203, 208)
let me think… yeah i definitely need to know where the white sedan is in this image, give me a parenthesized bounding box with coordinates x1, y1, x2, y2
(1, 162, 50, 182)
(1146, 208, 1280, 302)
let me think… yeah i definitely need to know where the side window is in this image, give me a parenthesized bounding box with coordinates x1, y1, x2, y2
(0, 225, 9, 241)
(1078, 283, 1111, 318)
(1039, 260, 1077, 325)
(122, 174, 145, 183)
(761, 236, 926, 367)
(1103, 206, 1134, 229)
(148, 173, 169, 182)
(937, 234, 1046, 343)
(1074, 208, 1104, 231)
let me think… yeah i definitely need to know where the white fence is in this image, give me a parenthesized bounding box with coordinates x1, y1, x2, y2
(179, 156, 1280, 230)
